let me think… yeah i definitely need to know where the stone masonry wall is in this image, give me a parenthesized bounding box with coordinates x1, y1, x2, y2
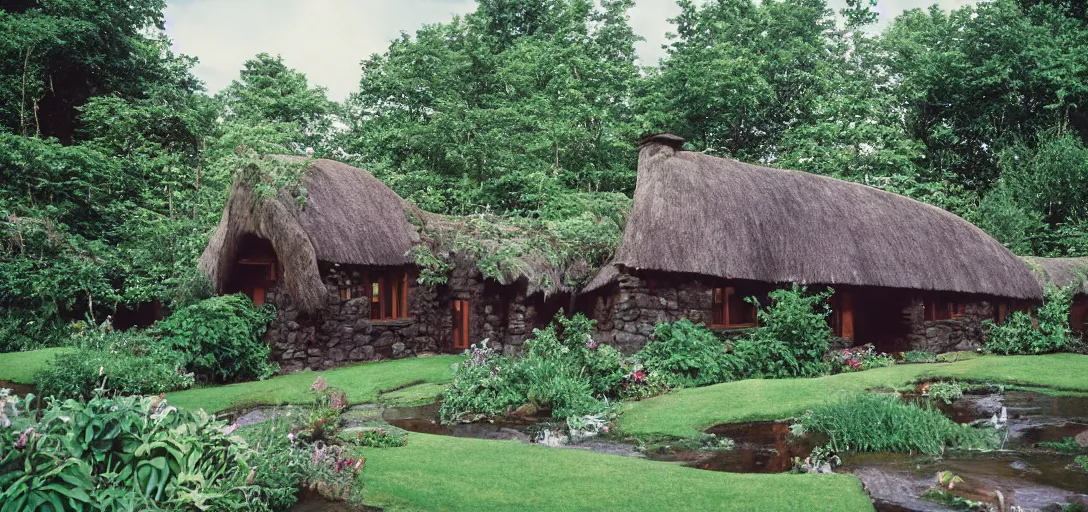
(588, 271, 716, 353)
(900, 297, 995, 353)
(264, 261, 550, 371)
(586, 268, 1001, 355)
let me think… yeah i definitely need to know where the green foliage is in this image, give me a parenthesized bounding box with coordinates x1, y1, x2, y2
(902, 350, 938, 363)
(0, 392, 291, 511)
(349, 428, 408, 449)
(219, 53, 336, 155)
(415, 204, 627, 293)
(344, 0, 641, 214)
(984, 286, 1073, 355)
(1076, 455, 1088, 473)
(237, 420, 308, 512)
(635, 319, 740, 388)
(441, 313, 621, 422)
(1038, 437, 1088, 454)
(152, 294, 278, 383)
(733, 285, 833, 379)
(34, 347, 194, 401)
(925, 381, 965, 405)
(792, 393, 997, 455)
(827, 344, 896, 374)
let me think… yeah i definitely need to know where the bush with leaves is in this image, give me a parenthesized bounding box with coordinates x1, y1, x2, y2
(441, 313, 621, 423)
(635, 319, 742, 388)
(827, 344, 896, 374)
(984, 286, 1073, 355)
(733, 285, 833, 378)
(34, 329, 194, 400)
(152, 294, 278, 383)
(0, 391, 299, 511)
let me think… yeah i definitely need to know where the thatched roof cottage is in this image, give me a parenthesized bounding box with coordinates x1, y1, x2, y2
(580, 134, 1044, 353)
(199, 157, 576, 371)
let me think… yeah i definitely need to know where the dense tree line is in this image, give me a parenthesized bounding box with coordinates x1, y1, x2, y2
(1, 0, 1086, 349)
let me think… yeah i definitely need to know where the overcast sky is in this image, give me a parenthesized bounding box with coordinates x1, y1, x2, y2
(164, 0, 979, 101)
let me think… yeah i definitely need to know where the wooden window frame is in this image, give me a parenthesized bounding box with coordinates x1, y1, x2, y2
(711, 286, 758, 329)
(369, 269, 410, 321)
(924, 296, 964, 321)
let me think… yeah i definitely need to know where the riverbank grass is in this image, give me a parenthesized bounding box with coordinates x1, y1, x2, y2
(620, 354, 1088, 438)
(355, 432, 874, 512)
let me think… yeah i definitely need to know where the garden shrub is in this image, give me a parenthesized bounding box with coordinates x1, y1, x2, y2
(925, 381, 964, 405)
(34, 329, 194, 400)
(827, 344, 895, 374)
(441, 313, 621, 422)
(0, 391, 298, 511)
(635, 319, 741, 387)
(984, 286, 1073, 355)
(440, 341, 524, 422)
(733, 285, 833, 378)
(792, 393, 997, 455)
(34, 347, 194, 400)
(152, 294, 278, 383)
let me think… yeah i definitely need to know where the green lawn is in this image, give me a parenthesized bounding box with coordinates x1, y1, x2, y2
(620, 353, 1088, 438)
(354, 433, 873, 512)
(167, 355, 462, 413)
(0, 347, 74, 384)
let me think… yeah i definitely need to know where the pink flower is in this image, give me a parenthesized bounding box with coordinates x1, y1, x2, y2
(601, 425, 610, 433)
(631, 371, 646, 383)
(329, 390, 347, 410)
(15, 427, 33, 449)
(311, 376, 328, 392)
(586, 340, 599, 350)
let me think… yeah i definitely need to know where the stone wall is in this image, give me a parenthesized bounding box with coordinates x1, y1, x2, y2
(584, 267, 1001, 355)
(900, 297, 996, 353)
(586, 270, 716, 353)
(264, 261, 555, 371)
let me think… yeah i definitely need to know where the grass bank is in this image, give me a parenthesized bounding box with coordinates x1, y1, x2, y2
(167, 355, 462, 413)
(620, 354, 1088, 438)
(0, 347, 74, 384)
(354, 433, 873, 512)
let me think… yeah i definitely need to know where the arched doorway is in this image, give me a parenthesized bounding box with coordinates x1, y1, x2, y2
(226, 234, 279, 306)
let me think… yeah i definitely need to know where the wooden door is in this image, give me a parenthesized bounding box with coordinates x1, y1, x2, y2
(452, 300, 470, 350)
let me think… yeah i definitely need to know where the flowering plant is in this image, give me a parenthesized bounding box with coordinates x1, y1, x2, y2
(827, 344, 895, 373)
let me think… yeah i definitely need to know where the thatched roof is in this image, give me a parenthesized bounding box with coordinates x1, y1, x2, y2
(411, 211, 607, 296)
(1026, 257, 1088, 296)
(582, 264, 619, 294)
(199, 157, 418, 313)
(604, 134, 1043, 299)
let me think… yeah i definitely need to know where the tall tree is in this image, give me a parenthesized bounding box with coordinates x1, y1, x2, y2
(219, 53, 336, 155)
(343, 0, 642, 214)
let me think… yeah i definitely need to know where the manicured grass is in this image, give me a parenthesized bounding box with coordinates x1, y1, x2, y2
(167, 355, 462, 413)
(0, 347, 74, 384)
(620, 354, 1088, 438)
(355, 433, 874, 512)
(379, 382, 448, 407)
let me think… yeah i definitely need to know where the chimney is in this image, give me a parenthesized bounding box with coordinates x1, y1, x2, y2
(638, 133, 686, 151)
(635, 133, 685, 189)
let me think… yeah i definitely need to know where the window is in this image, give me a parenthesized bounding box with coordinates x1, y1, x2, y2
(369, 269, 410, 320)
(712, 286, 757, 328)
(924, 296, 964, 321)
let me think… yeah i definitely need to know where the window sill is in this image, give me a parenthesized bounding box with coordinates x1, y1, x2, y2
(370, 317, 415, 327)
(712, 324, 758, 331)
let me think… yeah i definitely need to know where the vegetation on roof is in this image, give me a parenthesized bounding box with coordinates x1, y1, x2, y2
(409, 191, 630, 294)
